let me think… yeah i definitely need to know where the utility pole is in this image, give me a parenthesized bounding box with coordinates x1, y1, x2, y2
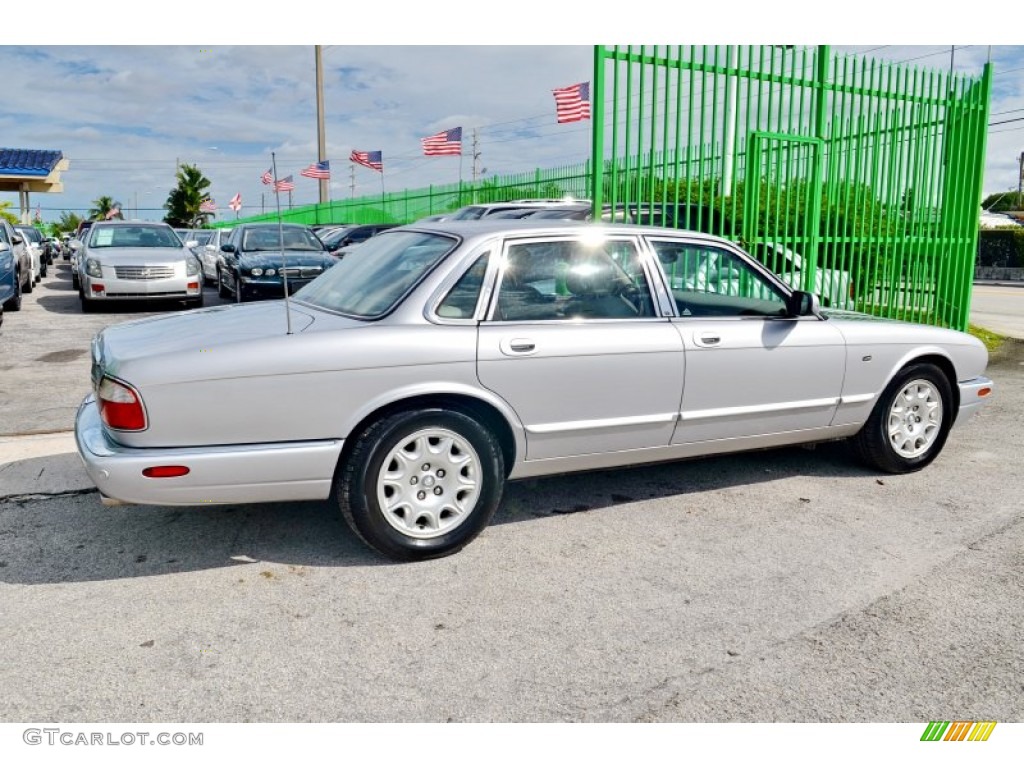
(350, 165, 356, 198)
(315, 45, 329, 204)
(1018, 152, 1024, 206)
(472, 129, 482, 182)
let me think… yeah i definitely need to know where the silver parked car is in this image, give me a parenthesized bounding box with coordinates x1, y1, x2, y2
(75, 220, 994, 560)
(73, 221, 204, 312)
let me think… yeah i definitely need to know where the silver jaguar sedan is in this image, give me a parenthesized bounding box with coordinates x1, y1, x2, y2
(75, 220, 994, 560)
(73, 221, 204, 312)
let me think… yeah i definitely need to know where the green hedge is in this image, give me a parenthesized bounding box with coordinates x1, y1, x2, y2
(978, 228, 1024, 268)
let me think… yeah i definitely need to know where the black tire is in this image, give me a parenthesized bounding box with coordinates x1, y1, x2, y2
(187, 292, 205, 309)
(3, 272, 22, 312)
(72, 271, 79, 291)
(40, 262, 47, 278)
(81, 294, 97, 314)
(217, 269, 230, 299)
(850, 362, 953, 474)
(234, 272, 245, 303)
(336, 408, 505, 560)
(23, 271, 33, 294)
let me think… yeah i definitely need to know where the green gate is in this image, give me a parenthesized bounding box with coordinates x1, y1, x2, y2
(590, 45, 991, 329)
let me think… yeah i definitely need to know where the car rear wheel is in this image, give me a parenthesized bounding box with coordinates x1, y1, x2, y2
(23, 270, 33, 294)
(335, 409, 505, 560)
(851, 362, 952, 474)
(217, 269, 230, 299)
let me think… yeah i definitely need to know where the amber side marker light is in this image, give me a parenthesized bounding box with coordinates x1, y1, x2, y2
(978, 387, 992, 398)
(142, 466, 191, 478)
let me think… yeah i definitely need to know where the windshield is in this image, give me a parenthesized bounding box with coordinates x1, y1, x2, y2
(88, 225, 181, 248)
(242, 227, 324, 251)
(295, 231, 457, 318)
(17, 228, 43, 242)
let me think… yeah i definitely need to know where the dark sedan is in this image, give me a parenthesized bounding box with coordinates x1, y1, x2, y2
(217, 224, 335, 302)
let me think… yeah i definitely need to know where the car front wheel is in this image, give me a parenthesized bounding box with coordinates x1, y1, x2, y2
(851, 362, 952, 474)
(336, 409, 505, 560)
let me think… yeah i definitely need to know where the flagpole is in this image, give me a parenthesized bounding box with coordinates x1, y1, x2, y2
(271, 152, 293, 336)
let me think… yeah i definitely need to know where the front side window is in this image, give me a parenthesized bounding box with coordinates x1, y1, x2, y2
(295, 231, 457, 318)
(649, 240, 787, 317)
(492, 238, 655, 322)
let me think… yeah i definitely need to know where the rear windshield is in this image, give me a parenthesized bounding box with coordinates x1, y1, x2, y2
(295, 231, 457, 318)
(88, 226, 181, 248)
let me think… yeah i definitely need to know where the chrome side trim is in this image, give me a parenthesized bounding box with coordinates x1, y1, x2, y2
(839, 393, 875, 405)
(525, 412, 679, 435)
(680, 397, 840, 421)
(509, 424, 860, 479)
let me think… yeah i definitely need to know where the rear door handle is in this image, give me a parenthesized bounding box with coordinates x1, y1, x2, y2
(695, 333, 722, 347)
(500, 338, 537, 356)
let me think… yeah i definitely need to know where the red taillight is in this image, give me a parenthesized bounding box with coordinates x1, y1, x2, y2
(142, 466, 190, 478)
(97, 377, 147, 431)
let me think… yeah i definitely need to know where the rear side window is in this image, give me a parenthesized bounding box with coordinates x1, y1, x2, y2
(436, 253, 489, 319)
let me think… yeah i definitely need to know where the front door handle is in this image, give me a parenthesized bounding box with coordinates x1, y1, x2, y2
(694, 332, 722, 348)
(499, 337, 537, 356)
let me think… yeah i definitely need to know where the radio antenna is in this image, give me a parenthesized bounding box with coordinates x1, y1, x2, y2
(271, 151, 293, 335)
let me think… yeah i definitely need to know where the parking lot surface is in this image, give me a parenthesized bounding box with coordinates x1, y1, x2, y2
(0, 264, 1021, 721)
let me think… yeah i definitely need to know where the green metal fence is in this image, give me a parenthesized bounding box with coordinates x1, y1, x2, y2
(226, 162, 591, 228)
(591, 45, 992, 329)
(227, 45, 990, 330)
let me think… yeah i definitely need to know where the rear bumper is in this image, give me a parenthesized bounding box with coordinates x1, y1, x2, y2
(956, 376, 994, 424)
(75, 395, 342, 506)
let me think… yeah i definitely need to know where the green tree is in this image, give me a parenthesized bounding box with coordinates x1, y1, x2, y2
(88, 195, 123, 221)
(980, 190, 1022, 212)
(0, 200, 16, 226)
(57, 211, 84, 235)
(164, 164, 213, 228)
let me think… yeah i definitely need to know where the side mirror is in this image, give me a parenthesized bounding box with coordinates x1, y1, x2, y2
(70, 239, 84, 250)
(11, 234, 23, 245)
(220, 243, 236, 253)
(786, 290, 820, 318)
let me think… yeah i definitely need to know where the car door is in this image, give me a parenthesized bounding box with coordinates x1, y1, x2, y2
(477, 235, 685, 461)
(647, 238, 846, 444)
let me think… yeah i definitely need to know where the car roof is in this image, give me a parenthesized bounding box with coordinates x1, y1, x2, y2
(387, 218, 735, 247)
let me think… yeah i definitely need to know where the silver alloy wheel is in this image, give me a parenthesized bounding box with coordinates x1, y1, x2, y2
(887, 378, 943, 459)
(376, 427, 482, 539)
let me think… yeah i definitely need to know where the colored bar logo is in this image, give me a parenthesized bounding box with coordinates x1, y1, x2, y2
(921, 721, 997, 741)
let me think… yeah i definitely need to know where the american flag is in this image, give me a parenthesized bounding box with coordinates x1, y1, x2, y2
(200, 199, 216, 213)
(273, 175, 295, 192)
(552, 81, 591, 124)
(300, 160, 331, 180)
(260, 169, 273, 185)
(350, 150, 383, 172)
(421, 127, 462, 156)
(229, 193, 242, 212)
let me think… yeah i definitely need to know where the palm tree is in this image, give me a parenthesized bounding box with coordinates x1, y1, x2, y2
(164, 164, 213, 228)
(58, 211, 84, 234)
(88, 195, 123, 221)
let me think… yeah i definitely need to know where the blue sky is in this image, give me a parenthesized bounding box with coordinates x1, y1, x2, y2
(4, 7, 1024, 224)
